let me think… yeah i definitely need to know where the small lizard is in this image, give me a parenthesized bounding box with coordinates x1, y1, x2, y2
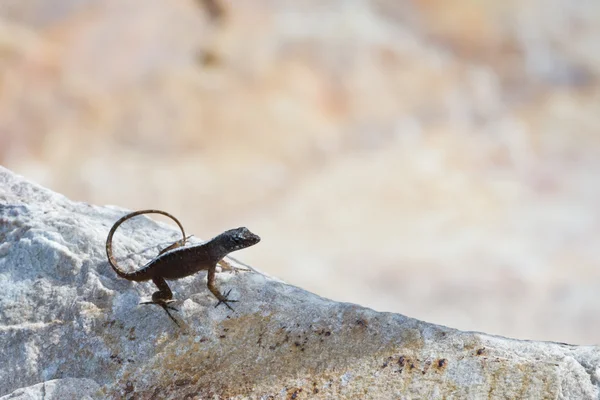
(105, 209, 260, 325)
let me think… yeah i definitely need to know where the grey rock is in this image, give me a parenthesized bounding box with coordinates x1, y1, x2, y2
(0, 165, 599, 399)
(0, 378, 100, 400)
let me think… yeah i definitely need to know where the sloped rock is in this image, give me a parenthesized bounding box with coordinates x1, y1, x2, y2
(0, 378, 100, 400)
(1, 165, 599, 399)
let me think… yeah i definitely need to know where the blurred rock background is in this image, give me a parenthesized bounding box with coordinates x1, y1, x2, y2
(1, 0, 599, 344)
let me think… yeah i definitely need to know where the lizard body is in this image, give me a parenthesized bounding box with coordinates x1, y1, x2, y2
(105, 209, 260, 324)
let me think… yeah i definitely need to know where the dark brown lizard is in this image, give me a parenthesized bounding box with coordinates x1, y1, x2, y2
(105, 209, 260, 325)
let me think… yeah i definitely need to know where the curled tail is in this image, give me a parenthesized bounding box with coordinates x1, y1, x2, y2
(105, 209, 187, 281)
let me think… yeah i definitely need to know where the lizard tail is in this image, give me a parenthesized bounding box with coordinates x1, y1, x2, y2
(105, 209, 187, 281)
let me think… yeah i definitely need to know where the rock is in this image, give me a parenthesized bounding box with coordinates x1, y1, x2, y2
(0, 378, 100, 400)
(1, 165, 599, 399)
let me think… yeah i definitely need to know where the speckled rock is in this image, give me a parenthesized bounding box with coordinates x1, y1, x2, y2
(0, 378, 100, 400)
(1, 166, 599, 399)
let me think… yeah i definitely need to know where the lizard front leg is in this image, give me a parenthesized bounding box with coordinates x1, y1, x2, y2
(218, 255, 256, 273)
(217, 258, 246, 273)
(140, 276, 180, 326)
(207, 266, 237, 310)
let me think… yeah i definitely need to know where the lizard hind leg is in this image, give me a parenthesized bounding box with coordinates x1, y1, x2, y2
(139, 277, 180, 326)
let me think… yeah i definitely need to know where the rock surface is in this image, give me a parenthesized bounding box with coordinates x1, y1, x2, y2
(1, 166, 599, 399)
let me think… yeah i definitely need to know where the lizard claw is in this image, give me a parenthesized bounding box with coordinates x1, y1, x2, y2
(215, 289, 238, 311)
(161, 305, 181, 327)
(139, 300, 181, 326)
(140, 300, 178, 310)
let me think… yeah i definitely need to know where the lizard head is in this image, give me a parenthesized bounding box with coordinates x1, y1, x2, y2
(223, 227, 261, 252)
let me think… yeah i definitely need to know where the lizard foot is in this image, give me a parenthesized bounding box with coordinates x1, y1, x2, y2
(215, 289, 238, 311)
(140, 300, 180, 327)
(218, 257, 253, 274)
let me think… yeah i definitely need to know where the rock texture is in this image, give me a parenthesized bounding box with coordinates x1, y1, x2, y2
(1, 166, 599, 399)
